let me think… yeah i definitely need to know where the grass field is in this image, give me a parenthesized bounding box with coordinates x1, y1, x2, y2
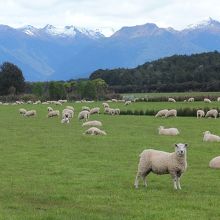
(0, 102, 220, 219)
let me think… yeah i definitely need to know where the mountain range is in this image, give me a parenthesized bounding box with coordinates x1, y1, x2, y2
(0, 17, 220, 81)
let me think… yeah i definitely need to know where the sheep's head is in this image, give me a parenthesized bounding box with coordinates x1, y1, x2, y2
(158, 126, 164, 131)
(203, 131, 210, 135)
(175, 143, 188, 157)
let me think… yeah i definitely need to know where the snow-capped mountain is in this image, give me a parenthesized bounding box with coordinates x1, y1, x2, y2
(1, 18, 220, 81)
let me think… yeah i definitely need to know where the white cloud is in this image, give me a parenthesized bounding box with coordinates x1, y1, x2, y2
(0, 0, 219, 31)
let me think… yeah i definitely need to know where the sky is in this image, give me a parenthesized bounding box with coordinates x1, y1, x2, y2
(0, 0, 220, 33)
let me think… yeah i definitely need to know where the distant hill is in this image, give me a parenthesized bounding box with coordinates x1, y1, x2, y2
(90, 51, 220, 92)
(1, 18, 220, 81)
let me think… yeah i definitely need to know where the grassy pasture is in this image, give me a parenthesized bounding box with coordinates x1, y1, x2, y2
(0, 102, 220, 219)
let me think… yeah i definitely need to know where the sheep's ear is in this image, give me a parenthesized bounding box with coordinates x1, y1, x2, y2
(174, 144, 178, 147)
(185, 143, 188, 148)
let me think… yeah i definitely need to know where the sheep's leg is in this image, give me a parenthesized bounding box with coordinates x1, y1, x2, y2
(142, 176, 147, 187)
(134, 172, 141, 188)
(171, 174, 178, 190)
(177, 177, 181, 190)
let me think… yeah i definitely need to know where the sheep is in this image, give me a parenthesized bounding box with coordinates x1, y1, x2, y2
(188, 97, 194, 102)
(165, 109, 177, 118)
(61, 114, 70, 124)
(82, 106, 90, 111)
(217, 97, 220, 102)
(115, 108, 120, 115)
(204, 98, 211, 103)
(33, 100, 41, 104)
(27, 100, 32, 104)
(84, 127, 106, 135)
(108, 108, 115, 115)
(155, 109, 168, 118)
(47, 107, 53, 112)
(90, 107, 100, 115)
(168, 98, 176, 102)
(82, 120, 102, 127)
(19, 108, 27, 115)
(66, 106, 74, 111)
(134, 143, 188, 190)
(205, 109, 218, 119)
(62, 109, 74, 118)
(102, 102, 109, 108)
(203, 131, 220, 142)
(55, 101, 62, 105)
(78, 110, 90, 121)
(197, 110, 205, 118)
(47, 110, 60, 118)
(58, 99, 67, 103)
(112, 99, 118, 102)
(24, 110, 36, 117)
(158, 126, 179, 136)
(125, 101, 131, 106)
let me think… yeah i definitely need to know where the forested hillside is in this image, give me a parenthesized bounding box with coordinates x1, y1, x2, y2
(90, 51, 220, 92)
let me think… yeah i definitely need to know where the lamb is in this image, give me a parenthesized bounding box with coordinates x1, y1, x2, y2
(19, 108, 27, 115)
(24, 110, 36, 117)
(125, 101, 131, 105)
(205, 109, 218, 119)
(61, 114, 70, 124)
(165, 109, 177, 118)
(204, 98, 211, 103)
(102, 102, 109, 108)
(66, 106, 74, 111)
(158, 126, 179, 136)
(155, 109, 169, 117)
(62, 109, 74, 118)
(90, 107, 100, 115)
(203, 131, 220, 142)
(78, 110, 90, 121)
(47, 107, 53, 112)
(197, 110, 205, 118)
(84, 127, 106, 135)
(47, 110, 60, 118)
(168, 98, 176, 102)
(134, 143, 188, 190)
(188, 97, 194, 102)
(82, 120, 102, 127)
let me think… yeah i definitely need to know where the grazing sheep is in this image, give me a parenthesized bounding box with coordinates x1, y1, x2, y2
(19, 108, 27, 115)
(158, 126, 179, 136)
(33, 100, 41, 105)
(47, 107, 53, 112)
(82, 106, 90, 111)
(84, 127, 106, 135)
(90, 107, 100, 115)
(108, 108, 116, 115)
(104, 107, 110, 114)
(165, 109, 177, 118)
(107, 100, 112, 103)
(197, 110, 205, 118)
(217, 97, 220, 102)
(115, 108, 120, 115)
(204, 98, 211, 103)
(188, 97, 194, 102)
(61, 114, 70, 124)
(27, 101, 32, 104)
(205, 109, 218, 119)
(24, 110, 36, 117)
(47, 110, 60, 118)
(42, 102, 49, 105)
(112, 99, 118, 102)
(58, 99, 67, 103)
(82, 120, 102, 127)
(62, 109, 74, 118)
(155, 109, 169, 118)
(66, 106, 74, 111)
(203, 131, 220, 142)
(102, 102, 109, 108)
(125, 101, 131, 106)
(168, 98, 176, 102)
(134, 143, 188, 190)
(55, 101, 62, 105)
(78, 110, 90, 121)
(209, 156, 220, 169)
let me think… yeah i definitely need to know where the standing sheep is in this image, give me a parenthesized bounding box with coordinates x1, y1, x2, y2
(115, 108, 120, 115)
(82, 120, 102, 127)
(205, 109, 218, 119)
(82, 106, 90, 111)
(78, 110, 90, 121)
(203, 131, 220, 142)
(158, 126, 179, 136)
(217, 97, 220, 102)
(125, 101, 132, 106)
(168, 98, 176, 102)
(66, 106, 74, 111)
(62, 109, 74, 118)
(24, 110, 37, 117)
(188, 97, 194, 102)
(102, 102, 109, 108)
(165, 109, 177, 118)
(90, 107, 100, 115)
(61, 114, 70, 124)
(155, 109, 168, 118)
(47, 110, 60, 118)
(19, 108, 27, 115)
(47, 107, 53, 112)
(197, 110, 205, 118)
(204, 98, 211, 103)
(134, 143, 188, 190)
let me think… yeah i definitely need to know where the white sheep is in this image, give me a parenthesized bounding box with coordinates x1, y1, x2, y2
(78, 110, 90, 121)
(82, 106, 90, 111)
(204, 98, 211, 103)
(115, 108, 120, 115)
(102, 102, 109, 108)
(24, 110, 36, 117)
(134, 143, 188, 190)
(62, 109, 74, 118)
(108, 108, 116, 115)
(158, 126, 179, 136)
(90, 107, 100, 115)
(27, 101, 32, 104)
(61, 114, 70, 124)
(168, 98, 176, 102)
(165, 109, 177, 118)
(82, 120, 102, 127)
(47, 110, 60, 118)
(19, 108, 27, 115)
(125, 101, 131, 106)
(112, 99, 118, 102)
(205, 109, 218, 119)
(217, 97, 220, 102)
(66, 106, 74, 111)
(84, 127, 106, 135)
(203, 131, 220, 142)
(197, 110, 205, 118)
(188, 97, 194, 102)
(47, 107, 53, 112)
(155, 109, 168, 118)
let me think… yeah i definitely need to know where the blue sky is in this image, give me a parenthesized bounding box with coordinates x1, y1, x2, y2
(1, 0, 219, 31)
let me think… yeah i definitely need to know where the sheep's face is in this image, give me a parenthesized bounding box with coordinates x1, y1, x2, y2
(175, 143, 188, 157)
(203, 131, 210, 135)
(158, 126, 164, 131)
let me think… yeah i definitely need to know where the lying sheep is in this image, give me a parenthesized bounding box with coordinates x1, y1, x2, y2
(197, 110, 205, 118)
(19, 108, 27, 115)
(134, 143, 188, 190)
(158, 126, 179, 136)
(168, 98, 176, 102)
(203, 131, 220, 142)
(66, 106, 74, 111)
(165, 109, 177, 118)
(125, 101, 131, 106)
(102, 102, 109, 108)
(155, 109, 168, 117)
(47, 107, 53, 112)
(204, 98, 211, 103)
(47, 110, 60, 118)
(24, 110, 36, 117)
(90, 107, 100, 115)
(205, 109, 218, 119)
(82, 120, 102, 127)
(78, 110, 90, 121)
(188, 97, 194, 102)
(62, 109, 74, 118)
(84, 127, 106, 135)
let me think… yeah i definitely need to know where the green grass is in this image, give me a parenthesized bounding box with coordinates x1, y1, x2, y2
(0, 102, 220, 219)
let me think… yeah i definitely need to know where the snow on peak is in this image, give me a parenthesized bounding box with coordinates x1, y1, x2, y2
(187, 17, 220, 30)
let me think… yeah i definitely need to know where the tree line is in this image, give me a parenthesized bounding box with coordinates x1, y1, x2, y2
(90, 51, 220, 92)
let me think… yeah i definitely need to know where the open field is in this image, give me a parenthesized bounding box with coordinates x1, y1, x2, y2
(0, 102, 220, 219)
